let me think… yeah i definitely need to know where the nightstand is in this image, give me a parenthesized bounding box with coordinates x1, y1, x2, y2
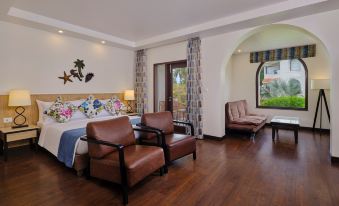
(0, 125, 40, 161)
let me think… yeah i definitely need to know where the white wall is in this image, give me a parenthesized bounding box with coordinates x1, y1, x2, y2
(0, 21, 134, 95)
(231, 41, 330, 129)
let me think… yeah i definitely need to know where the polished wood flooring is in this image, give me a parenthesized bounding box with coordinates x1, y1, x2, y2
(1, 128, 339, 206)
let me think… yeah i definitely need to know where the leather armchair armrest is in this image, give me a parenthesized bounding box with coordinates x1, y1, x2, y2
(133, 125, 164, 146)
(80, 136, 124, 150)
(133, 124, 167, 148)
(173, 120, 195, 136)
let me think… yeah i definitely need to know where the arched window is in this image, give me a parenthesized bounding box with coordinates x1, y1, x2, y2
(256, 58, 308, 110)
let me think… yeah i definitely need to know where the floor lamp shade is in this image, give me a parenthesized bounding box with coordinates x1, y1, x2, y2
(311, 79, 330, 90)
(8, 90, 31, 128)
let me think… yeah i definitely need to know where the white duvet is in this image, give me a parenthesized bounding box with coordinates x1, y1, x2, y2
(38, 115, 140, 157)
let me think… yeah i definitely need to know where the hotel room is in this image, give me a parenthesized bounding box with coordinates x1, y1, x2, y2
(1, 0, 339, 205)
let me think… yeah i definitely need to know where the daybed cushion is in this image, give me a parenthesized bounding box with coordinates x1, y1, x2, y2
(225, 100, 267, 133)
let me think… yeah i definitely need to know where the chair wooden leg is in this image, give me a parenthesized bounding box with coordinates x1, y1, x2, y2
(122, 185, 128, 205)
(164, 165, 168, 174)
(84, 167, 91, 180)
(159, 167, 164, 176)
(193, 151, 197, 160)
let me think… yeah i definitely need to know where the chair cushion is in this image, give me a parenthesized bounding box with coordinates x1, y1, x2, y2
(232, 115, 266, 126)
(87, 116, 135, 159)
(90, 145, 165, 187)
(166, 134, 196, 161)
(140, 133, 196, 161)
(227, 100, 248, 121)
(141, 111, 174, 139)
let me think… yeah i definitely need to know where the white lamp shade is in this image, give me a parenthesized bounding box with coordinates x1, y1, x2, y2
(124, 90, 135, 101)
(8, 90, 31, 106)
(311, 79, 330, 90)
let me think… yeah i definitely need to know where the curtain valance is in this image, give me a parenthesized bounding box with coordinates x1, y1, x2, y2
(250, 44, 316, 63)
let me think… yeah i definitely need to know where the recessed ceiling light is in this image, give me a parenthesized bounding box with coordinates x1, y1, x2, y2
(58, 30, 64, 34)
(101, 40, 106, 44)
(237, 49, 242, 53)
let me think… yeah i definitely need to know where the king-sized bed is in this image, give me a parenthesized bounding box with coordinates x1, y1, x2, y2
(31, 93, 140, 176)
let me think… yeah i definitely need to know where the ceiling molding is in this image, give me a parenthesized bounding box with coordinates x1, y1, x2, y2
(7, 7, 135, 48)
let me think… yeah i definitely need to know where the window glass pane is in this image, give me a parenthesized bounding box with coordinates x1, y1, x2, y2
(258, 59, 307, 109)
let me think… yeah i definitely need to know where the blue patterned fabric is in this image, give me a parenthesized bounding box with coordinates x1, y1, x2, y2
(79, 95, 104, 118)
(250, 44, 316, 63)
(57, 128, 86, 168)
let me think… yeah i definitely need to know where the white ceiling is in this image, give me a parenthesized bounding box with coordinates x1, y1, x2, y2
(1, 0, 339, 49)
(11, 0, 286, 41)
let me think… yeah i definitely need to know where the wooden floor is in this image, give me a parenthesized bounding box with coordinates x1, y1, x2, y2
(1, 128, 339, 206)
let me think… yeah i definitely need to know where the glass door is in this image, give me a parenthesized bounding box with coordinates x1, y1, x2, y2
(154, 60, 187, 121)
(171, 62, 187, 121)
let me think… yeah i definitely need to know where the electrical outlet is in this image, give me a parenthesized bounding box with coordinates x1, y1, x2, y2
(3, 117, 13, 123)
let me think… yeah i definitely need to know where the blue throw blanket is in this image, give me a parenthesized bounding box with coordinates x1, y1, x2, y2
(57, 128, 86, 168)
(57, 116, 141, 168)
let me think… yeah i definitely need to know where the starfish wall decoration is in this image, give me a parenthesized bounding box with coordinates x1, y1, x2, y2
(58, 71, 73, 84)
(58, 59, 95, 85)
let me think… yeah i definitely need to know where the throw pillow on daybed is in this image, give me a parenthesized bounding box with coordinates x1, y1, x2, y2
(78, 95, 104, 118)
(45, 97, 78, 123)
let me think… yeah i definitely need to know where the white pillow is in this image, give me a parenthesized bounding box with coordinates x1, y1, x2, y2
(36, 100, 54, 125)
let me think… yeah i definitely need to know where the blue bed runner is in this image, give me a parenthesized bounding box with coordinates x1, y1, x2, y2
(57, 116, 141, 168)
(57, 128, 86, 168)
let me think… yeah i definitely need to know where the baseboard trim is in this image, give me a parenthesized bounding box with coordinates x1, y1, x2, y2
(203, 134, 225, 141)
(331, 156, 339, 163)
(265, 123, 330, 133)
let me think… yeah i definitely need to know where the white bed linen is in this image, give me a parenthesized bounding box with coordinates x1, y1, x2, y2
(38, 115, 140, 157)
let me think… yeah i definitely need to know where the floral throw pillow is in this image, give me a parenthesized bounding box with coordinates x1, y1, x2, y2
(104, 97, 126, 116)
(78, 95, 104, 118)
(46, 97, 77, 123)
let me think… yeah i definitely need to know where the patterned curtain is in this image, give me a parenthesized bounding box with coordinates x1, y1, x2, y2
(135, 49, 148, 114)
(250, 44, 316, 63)
(187, 37, 203, 139)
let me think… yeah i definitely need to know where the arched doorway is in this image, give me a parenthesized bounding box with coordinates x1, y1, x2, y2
(223, 23, 332, 149)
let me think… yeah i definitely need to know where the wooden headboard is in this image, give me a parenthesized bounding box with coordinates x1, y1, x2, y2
(0, 93, 124, 127)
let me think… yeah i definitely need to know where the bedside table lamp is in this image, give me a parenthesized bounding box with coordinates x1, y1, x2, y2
(311, 79, 330, 131)
(124, 90, 135, 113)
(8, 90, 31, 128)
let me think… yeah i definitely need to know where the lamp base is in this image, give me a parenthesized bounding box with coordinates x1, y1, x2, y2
(126, 100, 133, 113)
(11, 124, 29, 129)
(13, 106, 28, 129)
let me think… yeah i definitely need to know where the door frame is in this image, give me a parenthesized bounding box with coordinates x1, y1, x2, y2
(153, 60, 187, 113)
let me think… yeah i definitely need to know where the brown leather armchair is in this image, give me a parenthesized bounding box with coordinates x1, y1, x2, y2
(140, 112, 196, 170)
(81, 116, 165, 205)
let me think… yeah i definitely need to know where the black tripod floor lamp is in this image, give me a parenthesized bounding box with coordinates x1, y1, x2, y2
(311, 79, 330, 131)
